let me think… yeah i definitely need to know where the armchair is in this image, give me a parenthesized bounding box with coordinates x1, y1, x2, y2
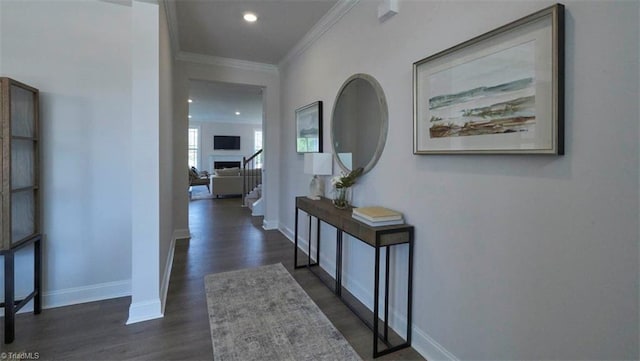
(189, 167, 210, 193)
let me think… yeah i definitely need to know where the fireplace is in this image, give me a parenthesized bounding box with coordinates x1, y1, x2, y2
(214, 161, 241, 169)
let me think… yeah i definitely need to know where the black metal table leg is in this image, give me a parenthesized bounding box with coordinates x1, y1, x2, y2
(316, 218, 321, 265)
(308, 214, 312, 266)
(304, 216, 320, 267)
(294, 206, 302, 269)
(373, 244, 380, 358)
(407, 234, 414, 344)
(2, 235, 43, 344)
(294, 206, 298, 266)
(336, 230, 343, 296)
(4, 251, 15, 344)
(34, 237, 41, 314)
(384, 246, 390, 342)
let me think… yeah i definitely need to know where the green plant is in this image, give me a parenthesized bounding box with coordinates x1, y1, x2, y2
(330, 167, 363, 189)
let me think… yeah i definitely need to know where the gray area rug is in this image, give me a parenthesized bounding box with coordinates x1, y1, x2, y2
(190, 186, 214, 200)
(204, 263, 362, 361)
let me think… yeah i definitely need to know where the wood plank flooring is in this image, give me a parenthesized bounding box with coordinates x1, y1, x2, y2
(2, 197, 424, 360)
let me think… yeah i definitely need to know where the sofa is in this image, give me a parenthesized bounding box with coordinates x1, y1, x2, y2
(211, 167, 262, 198)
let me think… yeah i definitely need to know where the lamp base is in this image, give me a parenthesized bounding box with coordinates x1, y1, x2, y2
(308, 175, 324, 200)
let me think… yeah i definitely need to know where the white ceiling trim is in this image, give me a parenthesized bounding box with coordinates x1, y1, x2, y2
(161, 0, 180, 55)
(191, 118, 262, 125)
(176, 51, 279, 73)
(278, 0, 360, 68)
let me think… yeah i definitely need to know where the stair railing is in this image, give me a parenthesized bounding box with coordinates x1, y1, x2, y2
(242, 149, 263, 206)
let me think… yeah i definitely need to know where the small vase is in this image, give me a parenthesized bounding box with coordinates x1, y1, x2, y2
(332, 186, 352, 209)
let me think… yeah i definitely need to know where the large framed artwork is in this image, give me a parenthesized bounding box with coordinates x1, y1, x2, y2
(413, 4, 564, 154)
(296, 101, 323, 153)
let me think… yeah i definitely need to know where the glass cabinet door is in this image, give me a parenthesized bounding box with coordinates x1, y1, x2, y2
(1, 78, 39, 250)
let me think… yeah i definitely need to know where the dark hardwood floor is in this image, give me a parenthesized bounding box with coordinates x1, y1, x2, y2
(2, 197, 424, 360)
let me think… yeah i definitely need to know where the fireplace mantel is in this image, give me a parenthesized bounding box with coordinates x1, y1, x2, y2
(208, 154, 243, 172)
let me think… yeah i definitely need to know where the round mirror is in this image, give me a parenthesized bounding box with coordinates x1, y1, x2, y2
(331, 74, 388, 175)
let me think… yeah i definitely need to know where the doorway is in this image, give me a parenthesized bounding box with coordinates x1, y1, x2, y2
(187, 80, 264, 207)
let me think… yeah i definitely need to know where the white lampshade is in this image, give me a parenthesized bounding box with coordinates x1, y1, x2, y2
(304, 153, 332, 175)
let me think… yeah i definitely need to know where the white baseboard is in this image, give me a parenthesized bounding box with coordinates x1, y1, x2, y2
(127, 227, 186, 325)
(126, 299, 162, 325)
(279, 223, 295, 242)
(263, 219, 279, 230)
(280, 223, 320, 265)
(0, 279, 131, 317)
(333, 255, 458, 360)
(45, 279, 131, 309)
(160, 232, 180, 314)
(279, 222, 457, 361)
(411, 326, 459, 361)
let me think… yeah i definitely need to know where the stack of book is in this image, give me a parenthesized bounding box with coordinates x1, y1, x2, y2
(352, 206, 404, 227)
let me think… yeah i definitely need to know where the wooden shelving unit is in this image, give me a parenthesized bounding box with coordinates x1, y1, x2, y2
(0, 77, 42, 344)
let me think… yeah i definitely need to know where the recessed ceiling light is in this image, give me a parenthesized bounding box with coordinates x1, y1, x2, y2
(188, 99, 193, 103)
(243, 12, 257, 22)
(188, 115, 192, 119)
(235, 111, 241, 115)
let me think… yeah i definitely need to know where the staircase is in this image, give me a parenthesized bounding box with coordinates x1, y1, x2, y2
(244, 184, 263, 214)
(242, 149, 263, 216)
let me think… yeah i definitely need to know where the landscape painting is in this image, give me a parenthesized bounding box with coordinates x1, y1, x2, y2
(413, 4, 563, 154)
(427, 41, 536, 139)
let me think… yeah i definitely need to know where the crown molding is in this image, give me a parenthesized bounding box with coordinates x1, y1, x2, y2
(278, 0, 360, 68)
(192, 118, 263, 125)
(176, 51, 279, 73)
(161, 0, 180, 55)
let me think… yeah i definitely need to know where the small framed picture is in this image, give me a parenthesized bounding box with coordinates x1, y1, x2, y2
(296, 101, 323, 153)
(413, 4, 564, 154)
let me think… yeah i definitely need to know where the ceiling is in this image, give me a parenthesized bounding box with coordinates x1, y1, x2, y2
(171, 0, 339, 123)
(189, 80, 263, 124)
(172, 0, 338, 65)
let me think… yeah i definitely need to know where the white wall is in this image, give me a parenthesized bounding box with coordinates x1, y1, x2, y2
(278, 1, 639, 360)
(0, 0, 173, 324)
(0, 0, 133, 307)
(174, 59, 280, 230)
(189, 120, 262, 173)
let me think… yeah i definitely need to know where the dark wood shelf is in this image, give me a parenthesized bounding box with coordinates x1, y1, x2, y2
(11, 185, 39, 193)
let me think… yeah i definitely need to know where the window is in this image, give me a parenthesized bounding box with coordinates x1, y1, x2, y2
(254, 130, 263, 168)
(188, 127, 199, 169)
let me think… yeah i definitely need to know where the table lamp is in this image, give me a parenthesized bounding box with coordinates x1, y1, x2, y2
(304, 153, 333, 200)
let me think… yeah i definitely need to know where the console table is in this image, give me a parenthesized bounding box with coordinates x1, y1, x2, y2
(293, 196, 413, 358)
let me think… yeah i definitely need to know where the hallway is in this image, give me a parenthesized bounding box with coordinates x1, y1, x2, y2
(182, 197, 423, 360)
(3, 198, 422, 360)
